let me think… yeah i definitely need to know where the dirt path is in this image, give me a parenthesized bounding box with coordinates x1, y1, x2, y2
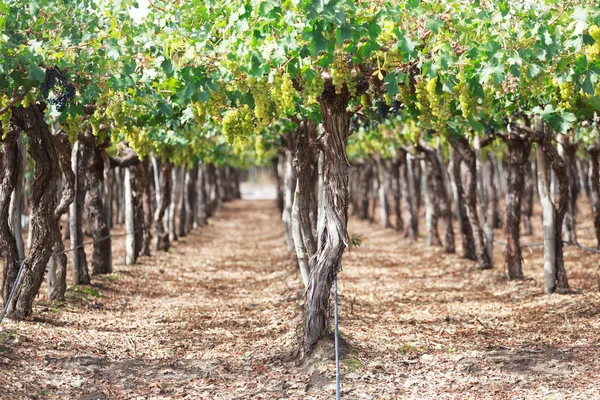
(1, 199, 600, 399)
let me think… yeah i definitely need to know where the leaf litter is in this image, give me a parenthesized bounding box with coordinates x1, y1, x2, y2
(1, 199, 600, 399)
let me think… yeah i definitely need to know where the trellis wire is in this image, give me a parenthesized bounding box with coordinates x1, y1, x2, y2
(0, 229, 141, 324)
(494, 239, 600, 254)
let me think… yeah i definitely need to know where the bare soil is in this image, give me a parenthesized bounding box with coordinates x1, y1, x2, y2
(1, 197, 600, 399)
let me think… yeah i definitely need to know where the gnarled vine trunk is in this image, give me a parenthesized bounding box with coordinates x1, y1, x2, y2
(588, 145, 600, 248)
(85, 142, 113, 275)
(451, 137, 491, 269)
(303, 90, 351, 356)
(502, 134, 530, 279)
(418, 140, 454, 253)
(154, 161, 172, 252)
(0, 137, 22, 304)
(5, 105, 62, 320)
(450, 147, 476, 260)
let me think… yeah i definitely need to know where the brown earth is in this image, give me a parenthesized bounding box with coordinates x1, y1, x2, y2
(1, 197, 600, 399)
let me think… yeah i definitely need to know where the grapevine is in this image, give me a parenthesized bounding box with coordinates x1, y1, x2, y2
(248, 78, 273, 128)
(271, 72, 296, 117)
(222, 105, 253, 145)
(0, 94, 11, 138)
(330, 52, 352, 95)
(455, 70, 474, 119)
(61, 115, 83, 143)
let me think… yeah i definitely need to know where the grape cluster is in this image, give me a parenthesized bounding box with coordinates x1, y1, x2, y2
(255, 134, 266, 162)
(21, 92, 35, 108)
(271, 73, 296, 117)
(40, 69, 59, 99)
(330, 52, 353, 95)
(61, 115, 83, 143)
(587, 26, 600, 62)
(304, 73, 325, 105)
(402, 119, 421, 143)
(191, 102, 207, 126)
(433, 94, 452, 136)
(205, 85, 227, 122)
(248, 78, 273, 127)
(483, 120, 495, 136)
(455, 69, 475, 119)
(375, 101, 389, 120)
(222, 105, 253, 144)
(0, 94, 11, 138)
(41, 68, 76, 112)
(481, 85, 494, 115)
(122, 126, 152, 157)
(415, 77, 430, 115)
(426, 78, 440, 117)
(391, 99, 402, 116)
(554, 79, 575, 110)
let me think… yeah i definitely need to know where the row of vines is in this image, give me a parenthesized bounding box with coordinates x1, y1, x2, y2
(1, 0, 600, 358)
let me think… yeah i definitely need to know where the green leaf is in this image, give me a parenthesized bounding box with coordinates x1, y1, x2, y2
(384, 73, 399, 96)
(27, 64, 45, 83)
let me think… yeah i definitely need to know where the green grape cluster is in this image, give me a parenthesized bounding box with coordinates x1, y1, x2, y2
(415, 78, 429, 111)
(255, 134, 266, 162)
(360, 93, 370, 109)
(554, 79, 575, 110)
(304, 73, 325, 104)
(402, 119, 421, 143)
(587, 26, 600, 62)
(426, 77, 440, 117)
(191, 102, 207, 126)
(222, 105, 253, 145)
(0, 94, 12, 138)
(248, 78, 273, 127)
(455, 70, 474, 119)
(21, 92, 35, 109)
(61, 115, 83, 143)
(398, 84, 411, 106)
(89, 115, 101, 136)
(331, 52, 353, 95)
(106, 97, 130, 128)
(433, 94, 452, 136)
(122, 126, 151, 157)
(481, 85, 494, 115)
(271, 72, 296, 117)
(205, 85, 227, 123)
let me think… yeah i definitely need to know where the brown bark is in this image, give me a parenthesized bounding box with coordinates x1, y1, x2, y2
(400, 148, 418, 241)
(540, 133, 570, 292)
(451, 137, 491, 269)
(0, 138, 22, 303)
(451, 147, 476, 260)
(273, 157, 284, 214)
(359, 162, 373, 220)
(294, 119, 319, 259)
(71, 128, 95, 285)
(303, 89, 352, 356)
(154, 161, 172, 252)
(501, 134, 530, 279)
(560, 136, 578, 244)
(187, 165, 198, 232)
(488, 156, 501, 229)
(522, 155, 534, 236)
(418, 140, 455, 253)
(133, 164, 144, 261)
(589, 147, 600, 248)
(138, 158, 153, 256)
(5, 105, 61, 320)
(85, 142, 112, 275)
(390, 156, 404, 232)
(49, 129, 75, 300)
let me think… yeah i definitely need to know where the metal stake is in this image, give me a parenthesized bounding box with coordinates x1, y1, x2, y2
(333, 271, 341, 399)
